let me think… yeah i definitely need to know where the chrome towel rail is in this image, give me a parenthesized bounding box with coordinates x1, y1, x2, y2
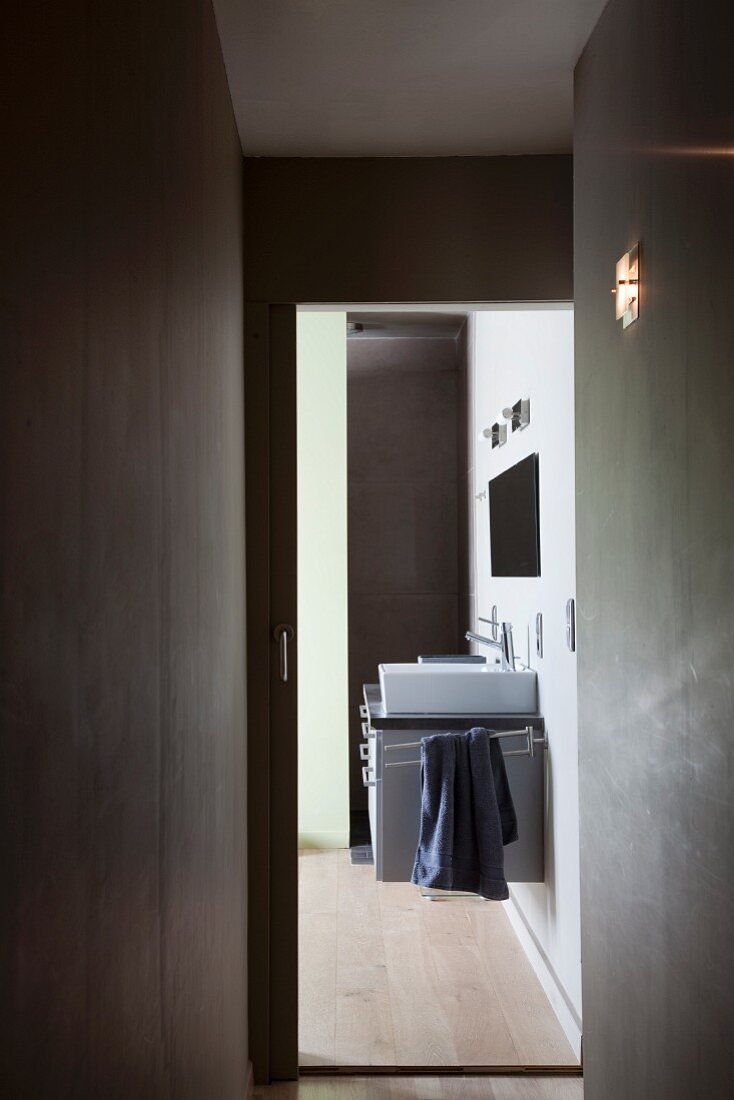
(383, 725, 547, 767)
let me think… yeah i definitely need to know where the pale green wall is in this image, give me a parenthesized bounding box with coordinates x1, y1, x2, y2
(296, 312, 350, 849)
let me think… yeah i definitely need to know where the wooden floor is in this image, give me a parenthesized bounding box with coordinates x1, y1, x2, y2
(299, 850, 578, 1070)
(255, 1076, 583, 1099)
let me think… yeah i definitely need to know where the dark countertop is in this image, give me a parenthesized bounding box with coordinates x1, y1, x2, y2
(363, 683, 543, 732)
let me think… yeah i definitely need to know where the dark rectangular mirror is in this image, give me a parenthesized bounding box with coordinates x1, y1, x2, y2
(488, 453, 540, 577)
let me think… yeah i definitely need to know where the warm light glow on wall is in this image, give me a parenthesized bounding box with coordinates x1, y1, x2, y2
(651, 144, 734, 157)
(614, 243, 640, 328)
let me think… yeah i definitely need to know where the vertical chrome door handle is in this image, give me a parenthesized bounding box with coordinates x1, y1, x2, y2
(273, 623, 295, 682)
(565, 599, 576, 653)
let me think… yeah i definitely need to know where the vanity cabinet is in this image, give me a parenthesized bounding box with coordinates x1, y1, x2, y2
(360, 683, 545, 884)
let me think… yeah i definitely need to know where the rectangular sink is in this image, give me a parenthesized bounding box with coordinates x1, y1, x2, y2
(378, 662, 537, 715)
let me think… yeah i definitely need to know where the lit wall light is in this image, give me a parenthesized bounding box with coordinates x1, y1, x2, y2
(613, 243, 640, 328)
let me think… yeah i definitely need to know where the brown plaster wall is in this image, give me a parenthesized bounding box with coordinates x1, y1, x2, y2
(243, 156, 573, 304)
(1, 2, 247, 1095)
(347, 336, 464, 812)
(575, 1, 734, 1095)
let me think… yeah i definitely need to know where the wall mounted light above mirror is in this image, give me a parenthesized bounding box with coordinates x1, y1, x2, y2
(502, 397, 530, 431)
(482, 422, 507, 447)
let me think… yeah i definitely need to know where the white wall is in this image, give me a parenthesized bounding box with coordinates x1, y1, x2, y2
(469, 309, 581, 1049)
(297, 312, 350, 848)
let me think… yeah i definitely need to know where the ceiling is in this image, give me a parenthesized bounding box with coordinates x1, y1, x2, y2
(213, 1, 607, 157)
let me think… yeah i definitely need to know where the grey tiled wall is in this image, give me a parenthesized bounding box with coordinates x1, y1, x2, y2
(347, 334, 468, 814)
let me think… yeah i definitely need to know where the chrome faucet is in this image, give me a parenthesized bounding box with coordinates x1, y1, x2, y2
(465, 621, 516, 671)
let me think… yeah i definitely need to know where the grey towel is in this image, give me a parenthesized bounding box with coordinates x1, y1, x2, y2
(410, 728, 518, 900)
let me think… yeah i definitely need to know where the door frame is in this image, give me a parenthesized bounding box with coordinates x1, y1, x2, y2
(245, 300, 578, 1085)
(245, 302, 299, 1083)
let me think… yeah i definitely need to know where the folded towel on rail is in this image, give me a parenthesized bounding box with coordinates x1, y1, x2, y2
(410, 728, 518, 900)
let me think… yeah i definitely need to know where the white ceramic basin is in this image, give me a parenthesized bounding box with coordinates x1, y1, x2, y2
(378, 662, 537, 715)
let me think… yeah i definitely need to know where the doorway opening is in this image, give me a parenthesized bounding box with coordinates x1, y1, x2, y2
(295, 305, 581, 1073)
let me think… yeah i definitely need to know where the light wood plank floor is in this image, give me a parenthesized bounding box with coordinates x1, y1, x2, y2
(256, 1076, 583, 1099)
(299, 850, 579, 1070)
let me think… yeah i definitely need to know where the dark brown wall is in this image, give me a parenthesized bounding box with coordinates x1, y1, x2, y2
(347, 336, 463, 812)
(243, 156, 573, 304)
(456, 320, 475, 639)
(1, 2, 246, 1096)
(575, 2, 734, 1097)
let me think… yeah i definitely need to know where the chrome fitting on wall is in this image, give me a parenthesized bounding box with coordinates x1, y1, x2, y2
(502, 397, 530, 431)
(482, 422, 507, 448)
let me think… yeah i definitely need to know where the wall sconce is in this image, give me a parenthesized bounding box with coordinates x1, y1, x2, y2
(482, 422, 507, 448)
(502, 398, 530, 431)
(614, 243, 640, 328)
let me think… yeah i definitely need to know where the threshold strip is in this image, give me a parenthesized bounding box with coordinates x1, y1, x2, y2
(299, 1065, 582, 1078)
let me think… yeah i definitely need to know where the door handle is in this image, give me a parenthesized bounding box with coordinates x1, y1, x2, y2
(565, 599, 576, 653)
(273, 623, 295, 682)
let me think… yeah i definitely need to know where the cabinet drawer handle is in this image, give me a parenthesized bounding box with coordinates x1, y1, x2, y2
(361, 721, 375, 739)
(362, 765, 376, 788)
(359, 742, 370, 761)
